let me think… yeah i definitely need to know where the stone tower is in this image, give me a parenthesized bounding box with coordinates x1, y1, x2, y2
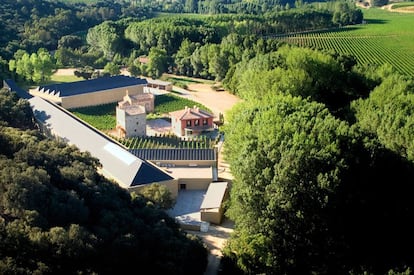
(116, 91, 147, 138)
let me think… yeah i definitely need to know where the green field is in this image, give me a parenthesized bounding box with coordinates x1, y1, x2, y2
(69, 93, 211, 131)
(273, 8, 414, 75)
(50, 74, 83, 83)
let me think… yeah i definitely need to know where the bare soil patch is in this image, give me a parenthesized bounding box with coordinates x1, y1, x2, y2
(185, 83, 241, 117)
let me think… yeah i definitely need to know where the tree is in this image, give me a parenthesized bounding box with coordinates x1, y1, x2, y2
(147, 47, 168, 79)
(0, 88, 34, 129)
(352, 71, 414, 162)
(136, 183, 175, 210)
(58, 35, 83, 50)
(175, 39, 197, 76)
(74, 66, 95, 80)
(103, 62, 120, 76)
(9, 49, 55, 83)
(86, 21, 122, 60)
(223, 96, 350, 274)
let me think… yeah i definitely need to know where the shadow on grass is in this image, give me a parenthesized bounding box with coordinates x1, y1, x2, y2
(166, 76, 203, 84)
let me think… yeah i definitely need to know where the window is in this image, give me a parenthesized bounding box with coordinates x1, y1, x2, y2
(203, 119, 208, 125)
(194, 119, 199, 126)
(186, 120, 191, 127)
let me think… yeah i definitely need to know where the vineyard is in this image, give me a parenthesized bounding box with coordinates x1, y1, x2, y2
(272, 8, 414, 76)
(110, 132, 220, 150)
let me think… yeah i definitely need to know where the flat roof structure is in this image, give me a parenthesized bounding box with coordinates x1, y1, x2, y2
(200, 182, 228, 210)
(147, 79, 172, 86)
(28, 96, 173, 188)
(35, 75, 147, 97)
(165, 166, 213, 180)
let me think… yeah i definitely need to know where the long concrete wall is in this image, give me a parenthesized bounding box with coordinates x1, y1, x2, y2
(178, 178, 211, 190)
(61, 85, 144, 109)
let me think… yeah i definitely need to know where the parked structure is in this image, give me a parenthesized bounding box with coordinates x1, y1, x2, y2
(146, 79, 173, 91)
(30, 75, 148, 109)
(169, 106, 215, 137)
(200, 182, 229, 224)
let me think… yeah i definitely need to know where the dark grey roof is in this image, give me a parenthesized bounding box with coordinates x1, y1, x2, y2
(129, 148, 217, 161)
(29, 96, 173, 187)
(36, 75, 148, 97)
(3, 79, 33, 99)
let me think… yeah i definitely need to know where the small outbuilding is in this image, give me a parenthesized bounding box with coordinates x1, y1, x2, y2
(146, 79, 173, 91)
(200, 182, 229, 224)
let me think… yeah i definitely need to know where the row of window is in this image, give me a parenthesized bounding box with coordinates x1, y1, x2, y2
(186, 119, 208, 127)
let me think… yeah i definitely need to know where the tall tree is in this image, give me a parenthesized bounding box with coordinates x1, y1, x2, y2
(86, 21, 123, 60)
(147, 47, 168, 79)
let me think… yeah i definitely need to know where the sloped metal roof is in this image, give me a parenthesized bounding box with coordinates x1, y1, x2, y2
(28, 96, 173, 187)
(35, 75, 147, 97)
(129, 148, 216, 161)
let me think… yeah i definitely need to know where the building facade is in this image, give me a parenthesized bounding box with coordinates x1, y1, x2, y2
(30, 76, 148, 109)
(116, 91, 154, 138)
(169, 106, 215, 137)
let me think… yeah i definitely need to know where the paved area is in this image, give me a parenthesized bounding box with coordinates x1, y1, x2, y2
(167, 190, 206, 222)
(146, 118, 171, 136)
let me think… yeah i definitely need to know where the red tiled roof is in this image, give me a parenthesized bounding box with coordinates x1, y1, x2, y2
(169, 106, 214, 120)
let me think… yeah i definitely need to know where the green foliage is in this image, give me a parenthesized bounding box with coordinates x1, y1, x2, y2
(224, 95, 350, 273)
(86, 21, 123, 60)
(222, 44, 414, 274)
(352, 70, 414, 162)
(103, 62, 121, 76)
(136, 183, 175, 210)
(9, 49, 56, 84)
(147, 47, 169, 78)
(224, 45, 369, 119)
(70, 103, 117, 131)
(0, 88, 34, 129)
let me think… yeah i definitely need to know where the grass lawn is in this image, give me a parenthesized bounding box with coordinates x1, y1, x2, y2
(50, 74, 83, 83)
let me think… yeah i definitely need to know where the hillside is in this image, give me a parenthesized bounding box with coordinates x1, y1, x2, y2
(273, 8, 414, 75)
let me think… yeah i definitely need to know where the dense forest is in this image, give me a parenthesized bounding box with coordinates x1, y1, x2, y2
(221, 46, 414, 274)
(0, 0, 362, 82)
(0, 88, 208, 274)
